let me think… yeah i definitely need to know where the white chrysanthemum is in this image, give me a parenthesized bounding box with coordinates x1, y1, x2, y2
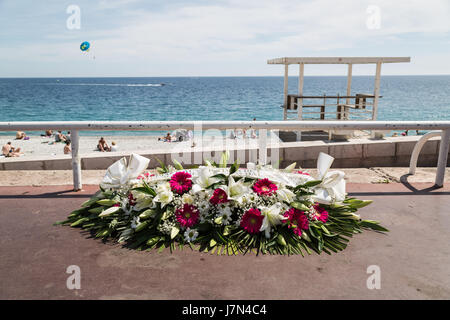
(197, 200, 211, 214)
(216, 206, 232, 225)
(184, 228, 199, 242)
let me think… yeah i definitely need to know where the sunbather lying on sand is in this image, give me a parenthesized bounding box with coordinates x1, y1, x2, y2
(158, 132, 173, 142)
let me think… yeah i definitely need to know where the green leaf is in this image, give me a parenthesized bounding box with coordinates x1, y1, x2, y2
(88, 206, 104, 214)
(320, 224, 331, 235)
(229, 160, 240, 175)
(147, 237, 160, 246)
(96, 199, 117, 206)
(220, 151, 230, 168)
(348, 200, 373, 209)
(81, 197, 101, 208)
(291, 201, 310, 211)
(134, 220, 150, 232)
(277, 234, 287, 246)
(172, 159, 184, 170)
(155, 157, 168, 173)
(302, 180, 322, 188)
(139, 209, 157, 219)
(70, 217, 89, 227)
(210, 238, 217, 247)
(360, 220, 389, 232)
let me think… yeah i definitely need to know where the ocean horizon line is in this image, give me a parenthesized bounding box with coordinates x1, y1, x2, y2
(1, 74, 450, 79)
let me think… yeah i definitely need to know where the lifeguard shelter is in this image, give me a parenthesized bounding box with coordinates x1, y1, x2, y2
(267, 57, 410, 140)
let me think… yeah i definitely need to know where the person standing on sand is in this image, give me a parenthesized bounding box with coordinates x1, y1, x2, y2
(2, 142, 22, 157)
(64, 141, 71, 154)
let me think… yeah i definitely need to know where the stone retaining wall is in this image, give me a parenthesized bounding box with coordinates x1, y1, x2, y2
(1, 136, 448, 170)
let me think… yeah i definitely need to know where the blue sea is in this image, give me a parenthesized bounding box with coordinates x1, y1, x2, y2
(0, 76, 449, 136)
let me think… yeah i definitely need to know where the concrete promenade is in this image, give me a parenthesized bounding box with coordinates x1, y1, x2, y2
(1, 181, 449, 299)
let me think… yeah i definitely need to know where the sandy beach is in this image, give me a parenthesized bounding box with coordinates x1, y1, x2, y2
(0, 133, 278, 159)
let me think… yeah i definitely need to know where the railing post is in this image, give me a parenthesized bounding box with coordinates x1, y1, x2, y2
(258, 129, 267, 165)
(409, 131, 441, 175)
(71, 130, 82, 191)
(435, 129, 450, 187)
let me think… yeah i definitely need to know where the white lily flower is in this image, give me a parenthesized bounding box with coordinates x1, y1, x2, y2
(153, 191, 173, 208)
(131, 190, 153, 211)
(99, 206, 121, 217)
(260, 204, 287, 238)
(276, 188, 295, 203)
(194, 166, 218, 189)
(283, 162, 297, 173)
(156, 182, 171, 194)
(223, 176, 249, 203)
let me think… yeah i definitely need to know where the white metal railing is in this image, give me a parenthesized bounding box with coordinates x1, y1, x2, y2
(1, 120, 449, 190)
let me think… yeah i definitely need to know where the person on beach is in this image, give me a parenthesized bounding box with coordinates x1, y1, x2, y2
(403, 130, 420, 136)
(164, 133, 172, 142)
(45, 130, 53, 137)
(64, 141, 71, 154)
(110, 141, 118, 152)
(2, 142, 22, 157)
(55, 131, 68, 143)
(97, 137, 111, 152)
(15, 131, 27, 140)
(250, 118, 257, 139)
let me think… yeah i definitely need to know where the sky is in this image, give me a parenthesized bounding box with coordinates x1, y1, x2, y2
(0, 0, 449, 77)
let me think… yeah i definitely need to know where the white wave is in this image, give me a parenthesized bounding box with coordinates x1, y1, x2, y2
(46, 83, 165, 87)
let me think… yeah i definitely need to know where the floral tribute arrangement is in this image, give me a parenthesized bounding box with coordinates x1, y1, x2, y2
(56, 152, 387, 256)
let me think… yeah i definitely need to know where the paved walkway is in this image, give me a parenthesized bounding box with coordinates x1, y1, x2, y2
(0, 183, 449, 299)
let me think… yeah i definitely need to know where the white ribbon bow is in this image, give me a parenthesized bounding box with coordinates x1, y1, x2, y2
(313, 152, 346, 204)
(100, 153, 150, 189)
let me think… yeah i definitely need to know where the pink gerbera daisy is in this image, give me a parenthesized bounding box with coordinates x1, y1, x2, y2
(313, 203, 329, 223)
(175, 203, 200, 228)
(240, 208, 264, 234)
(209, 188, 229, 205)
(283, 208, 309, 236)
(253, 178, 277, 196)
(169, 171, 192, 194)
